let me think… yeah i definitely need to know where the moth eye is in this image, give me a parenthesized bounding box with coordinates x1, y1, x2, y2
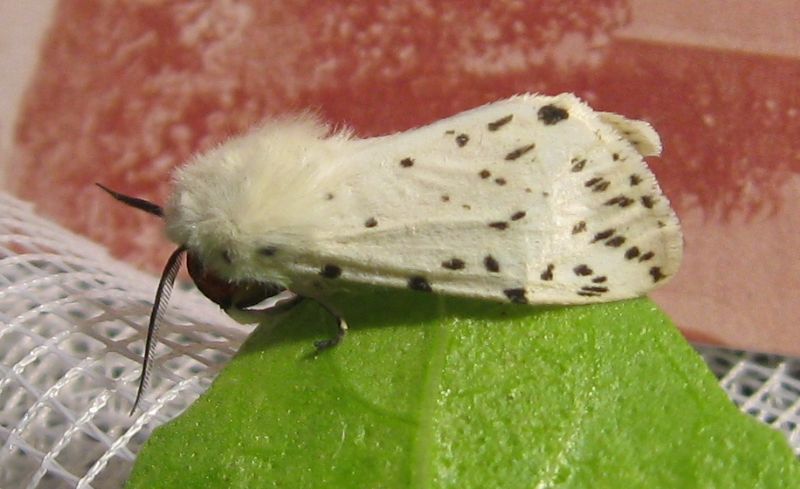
(187, 251, 285, 310)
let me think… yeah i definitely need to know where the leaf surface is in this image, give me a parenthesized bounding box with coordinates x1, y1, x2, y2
(127, 292, 800, 488)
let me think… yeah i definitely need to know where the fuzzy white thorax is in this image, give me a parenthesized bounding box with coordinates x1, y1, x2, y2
(164, 115, 353, 281)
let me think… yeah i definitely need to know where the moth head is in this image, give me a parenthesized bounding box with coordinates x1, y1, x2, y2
(185, 250, 285, 310)
(96, 183, 284, 413)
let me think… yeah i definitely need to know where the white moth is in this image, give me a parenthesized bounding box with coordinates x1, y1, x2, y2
(100, 93, 683, 411)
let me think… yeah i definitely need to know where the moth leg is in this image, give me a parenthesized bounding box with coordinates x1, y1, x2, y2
(226, 292, 303, 324)
(312, 299, 348, 351)
(262, 292, 304, 313)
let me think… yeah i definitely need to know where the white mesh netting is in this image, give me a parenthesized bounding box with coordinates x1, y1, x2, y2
(0, 192, 253, 488)
(0, 190, 798, 488)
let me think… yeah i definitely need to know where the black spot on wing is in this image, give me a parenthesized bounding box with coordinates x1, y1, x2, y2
(570, 158, 587, 172)
(510, 211, 526, 221)
(320, 264, 342, 279)
(484, 255, 500, 273)
(538, 104, 569, 125)
(400, 157, 414, 168)
(487, 114, 513, 131)
(650, 267, 666, 282)
(488, 221, 509, 230)
(479, 169, 491, 179)
(585, 177, 602, 187)
(592, 276, 607, 283)
(408, 276, 432, 292)
(574, 264, 593, 276)
(625, 247, 640, 260)
(365, 217, 378, 228)
(594, 181, 611, 192)
(503, 288, 528, 304)
(505, 143, 536, 161)
(629, 174, 642, 186)
(639, 251, 655, 262)
(605, 236, 626, 247)
(604, 195, 635, 208)
(441, 258, 465, 270)
(591, 229, 615, 243)
(540, 264, 554, 281)
(495, 177, 507, 186)
(456, 134, 470, 147)
(259, 246, 278, 256)
(585, 177, 611, 192)
(641, 195, 655, 209)
(572, 221, 587, 234)
(581, 285, 608, 293)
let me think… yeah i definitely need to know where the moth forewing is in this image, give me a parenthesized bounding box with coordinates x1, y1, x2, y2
(247, 93, 683, 305)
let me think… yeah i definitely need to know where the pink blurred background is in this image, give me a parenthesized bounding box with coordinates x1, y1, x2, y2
(1, 1, 798, 354)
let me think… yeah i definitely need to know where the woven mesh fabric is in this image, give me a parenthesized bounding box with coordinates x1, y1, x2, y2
(0, 193, 251, 488)
(0, 191, 798, 488)
(696, 346, 800, 452)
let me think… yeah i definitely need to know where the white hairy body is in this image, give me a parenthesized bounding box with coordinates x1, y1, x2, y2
(165, 93, 682, 305)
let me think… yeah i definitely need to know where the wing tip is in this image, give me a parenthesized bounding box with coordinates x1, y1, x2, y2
(599, 112, 662, 157)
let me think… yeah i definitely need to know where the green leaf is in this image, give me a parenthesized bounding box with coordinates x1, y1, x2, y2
(127, 291, 799, 488)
